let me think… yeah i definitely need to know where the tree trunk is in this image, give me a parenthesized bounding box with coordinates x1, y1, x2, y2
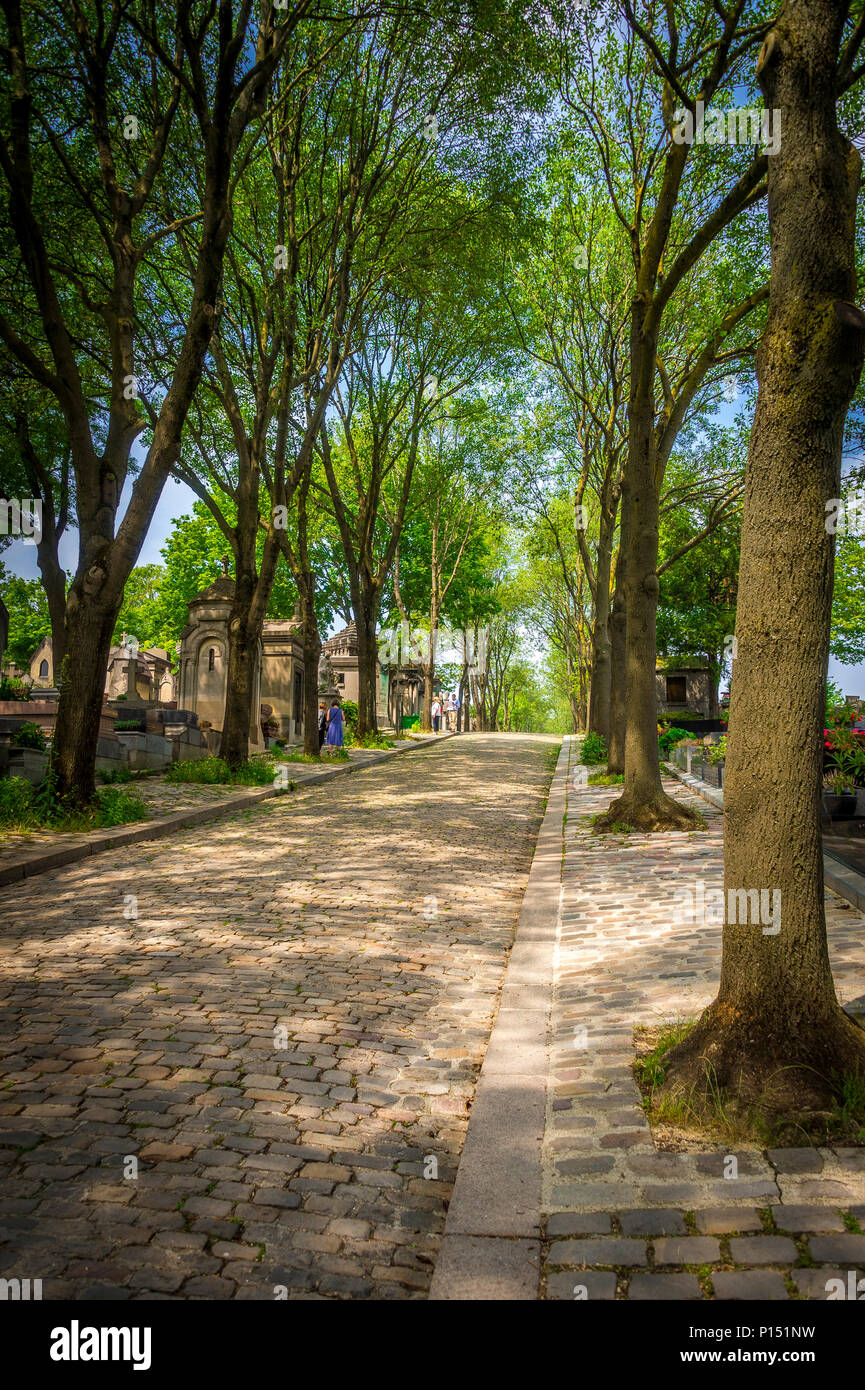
(422, 591, 441, 733)
(421, 635, 434, 733)
(458, 639, 469, 732)
(52, 595, 119, 806)
(568, 691, 580, 734)
(218, 528, 278, 768)
(219, 565, 260, 769)
(300, 581, 321, 758)
(34, 512, 67, 673)
(588, 506, 616, 739)
(607, 557, 627, 773)
(664, 0, 865, 1112)
(354, 588, 379, 737)
(596, 306, 698, 831)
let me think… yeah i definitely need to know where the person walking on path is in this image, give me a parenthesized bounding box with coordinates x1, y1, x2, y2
(324, 698, 344, 755)
(431, 696, 442, 734)
(318, 702, 328, 751)
(451, 690, 461, 732)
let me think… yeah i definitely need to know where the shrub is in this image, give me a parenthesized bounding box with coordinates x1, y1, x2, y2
(826, 678, 848, 727)
(824, 726, 865, 788)
(10, 720, 48, 751)
(31, 760, 64, 823)
(0, 676, 31, 701)
(340, 699, 359, 727)
(580, 731, 608, 765)
(0, 776, 36, 829)
(353, 731, 394, 750)
(657, 725, 691, 754)
(707, 736, 727, 765)
(0, 774, 147, 832)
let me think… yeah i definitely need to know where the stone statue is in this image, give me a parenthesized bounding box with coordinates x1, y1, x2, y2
(318, 648, 338, 699)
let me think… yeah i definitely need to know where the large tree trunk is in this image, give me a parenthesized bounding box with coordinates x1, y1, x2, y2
(219, 566, 261, 769)
(596, 307, 698, 831)
(664, 0, 865, 1112)
(52, 595, 119, 806)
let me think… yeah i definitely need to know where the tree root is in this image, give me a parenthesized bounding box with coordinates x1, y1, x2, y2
(659, 1000, 865, 1116)
(594, 789, 701, 833)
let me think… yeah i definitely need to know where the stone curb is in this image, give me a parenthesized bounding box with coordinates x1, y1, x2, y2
(0, 732, 455, 890)
(663, 761, 724, 811)
(429, 734, 569, 1300)
(665, 761, 865, 916)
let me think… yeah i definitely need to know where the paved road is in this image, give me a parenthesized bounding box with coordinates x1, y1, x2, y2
(0, 734, 557, 1300)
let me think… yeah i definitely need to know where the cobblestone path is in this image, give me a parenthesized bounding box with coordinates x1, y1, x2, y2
(0, 734, 557, 1300)
(0, 739, 437, 872)
(541, 742, 865, 1300)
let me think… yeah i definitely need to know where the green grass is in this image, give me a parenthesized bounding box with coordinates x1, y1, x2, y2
(830, 1069, 865, 1142)
(587, 770, 625, 785)
(263, 750, 332, 764)
(345, 729, 394, 750)
(0, 777, 149, 834)
(634, 1019, 697, 1091)
(635, 1020, 865, 1148)
(97, 765, 133, 784)
(165, 756, 279, 785)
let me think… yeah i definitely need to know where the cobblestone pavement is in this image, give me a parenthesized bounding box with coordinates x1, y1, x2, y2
(0, 741, 438, 870)
(0, 733, 557, 1300)
(541, 741, 865, 1299)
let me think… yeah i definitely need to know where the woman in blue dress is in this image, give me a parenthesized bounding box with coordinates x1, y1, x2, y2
(324, 698, 344, 754)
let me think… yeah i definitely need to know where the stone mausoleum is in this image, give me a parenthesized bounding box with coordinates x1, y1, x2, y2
(655, 658, 713, 721)
(177, 576, 305, 749)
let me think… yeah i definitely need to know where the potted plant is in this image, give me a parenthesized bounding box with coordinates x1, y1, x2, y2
(823, 725, 865, 818)
(823, 771, 857, 820)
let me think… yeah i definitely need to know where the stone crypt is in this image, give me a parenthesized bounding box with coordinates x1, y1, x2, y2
(177, 576, 306, 749)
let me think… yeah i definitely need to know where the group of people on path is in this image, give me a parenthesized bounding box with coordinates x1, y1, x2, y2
(431, 692, 460, 734)
(316, 689, 462, 751)
(317, 698, 345, 753)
